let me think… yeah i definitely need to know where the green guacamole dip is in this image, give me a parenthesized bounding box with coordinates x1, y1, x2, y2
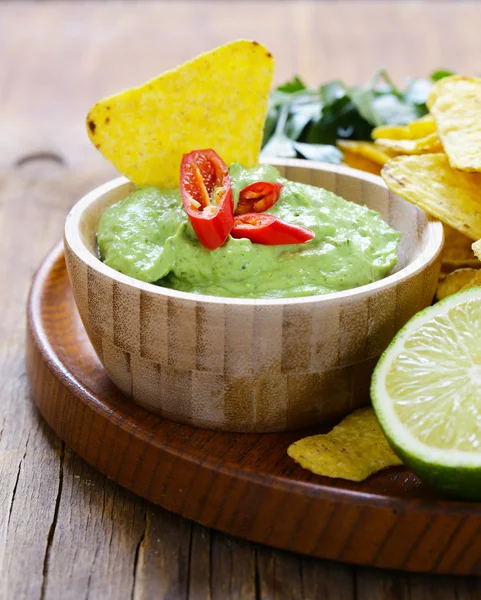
(97, 164, 401, 299)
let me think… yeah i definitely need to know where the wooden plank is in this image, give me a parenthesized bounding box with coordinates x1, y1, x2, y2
(187, 524, 212, 599)
(256, 547, 304, 599)
(0, 164, 71, 599)
(42, 450, 146, 600)
(210, 531, 257, 600)
(132, 505, 191, 600)
(408, 573, 458, 600)
(301, 558, 354, 600)
(356, 568, 410, 600)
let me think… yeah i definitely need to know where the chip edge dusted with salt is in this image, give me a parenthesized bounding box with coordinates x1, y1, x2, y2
(287, 407, 402, 482)
(86, 40, 274, 188)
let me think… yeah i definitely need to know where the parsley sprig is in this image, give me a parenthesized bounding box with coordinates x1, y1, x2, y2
(261, 69, 453, 162)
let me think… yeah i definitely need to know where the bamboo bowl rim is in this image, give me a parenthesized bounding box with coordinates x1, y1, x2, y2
(64, 159, 444, 307)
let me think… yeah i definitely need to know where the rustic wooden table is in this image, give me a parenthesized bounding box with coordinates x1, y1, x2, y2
(2, 1, 481, 598)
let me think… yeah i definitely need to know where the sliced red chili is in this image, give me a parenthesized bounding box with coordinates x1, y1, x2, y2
(231, 213, 315, 245)
(235, 182, 284, 215)
(180, 149, 234, 250)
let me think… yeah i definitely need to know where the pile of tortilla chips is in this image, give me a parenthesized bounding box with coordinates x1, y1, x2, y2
(379, 75, 481, 299)
(338, 76, 481, 301)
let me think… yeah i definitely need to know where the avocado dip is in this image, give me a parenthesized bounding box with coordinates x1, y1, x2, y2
(97, 164, 401, 299)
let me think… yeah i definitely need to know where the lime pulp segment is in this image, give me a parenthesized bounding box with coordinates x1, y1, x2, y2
(372, 287, 481, 470)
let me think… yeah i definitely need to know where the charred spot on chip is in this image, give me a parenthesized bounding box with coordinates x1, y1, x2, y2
(105, 117, 110, 124)
(88, 120, 96, 134)
(266, 52, 272, 58)
(95, 143, 101, 150)
(106, 105, 111, 110)
(252, 41, 259, 46)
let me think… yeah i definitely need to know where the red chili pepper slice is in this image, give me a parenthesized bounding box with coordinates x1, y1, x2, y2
(231, 213, 315, 245)
(235, 182, 284, 215)
(180, 149, 234, 250)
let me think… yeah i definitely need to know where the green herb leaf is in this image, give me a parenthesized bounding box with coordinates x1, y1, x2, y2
(293, 142, 342, 163)
(276, 76, 307, 93)
(431, 69, 455, 82)
(404, 78, 432, 105)
(261, 69, 452, 160)
(285, 100, 322, 140)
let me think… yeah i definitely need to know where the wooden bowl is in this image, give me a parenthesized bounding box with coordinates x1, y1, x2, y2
(64, 159, 443, 432)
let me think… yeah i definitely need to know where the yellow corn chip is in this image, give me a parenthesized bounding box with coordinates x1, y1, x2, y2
(337, 140, 393, 166)
(427, 76, 481, 172)
(372, 114, 436, 141)
(86, 40, 274, 187)
(443, 224, 477, 260)
(342, 151, 382, 176)
(436, 268, 479, 301)
(287, 408, 402, 482)
(461, 269, 481, 291)
(442, 224, 480, 272)
(382, 154, 481, 241)
(375, 132, 443, 155)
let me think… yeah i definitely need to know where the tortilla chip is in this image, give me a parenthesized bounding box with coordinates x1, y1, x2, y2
(443, 224, 477, 260)
(441, 224, 480, 272)
(375, 132, 443, 155)
(461, 269, 481, 291)
(372, 114, 436, 141)
(436, 268, 479, 301)
(287, 408, 402, 482)
(86, 40, 274, 187)
(382, 154, 481, 241)
(342, 151, 382, 176)
(337, 140, 393, 166)
(427, 76, 481, 172)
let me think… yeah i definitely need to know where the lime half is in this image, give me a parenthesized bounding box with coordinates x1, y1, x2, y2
(371, 287, 481, 500)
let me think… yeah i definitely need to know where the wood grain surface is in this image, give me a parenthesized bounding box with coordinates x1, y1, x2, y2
(2, 0, 481, 598)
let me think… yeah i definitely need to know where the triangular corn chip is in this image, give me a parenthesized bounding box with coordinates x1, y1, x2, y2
(382, 154, 481, 241)
(86, 40, 274, 187)
(287, 408, 402, 482)
(428, 76, 481, 172)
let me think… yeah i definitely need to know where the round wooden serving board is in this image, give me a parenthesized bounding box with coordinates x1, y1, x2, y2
(27, 243, 481, 576)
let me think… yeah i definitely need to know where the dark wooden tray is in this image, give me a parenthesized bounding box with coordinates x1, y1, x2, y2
(26, 243, 481, 575)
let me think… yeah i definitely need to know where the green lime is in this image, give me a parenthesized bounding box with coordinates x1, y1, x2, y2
(371, 286, 481, 500)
